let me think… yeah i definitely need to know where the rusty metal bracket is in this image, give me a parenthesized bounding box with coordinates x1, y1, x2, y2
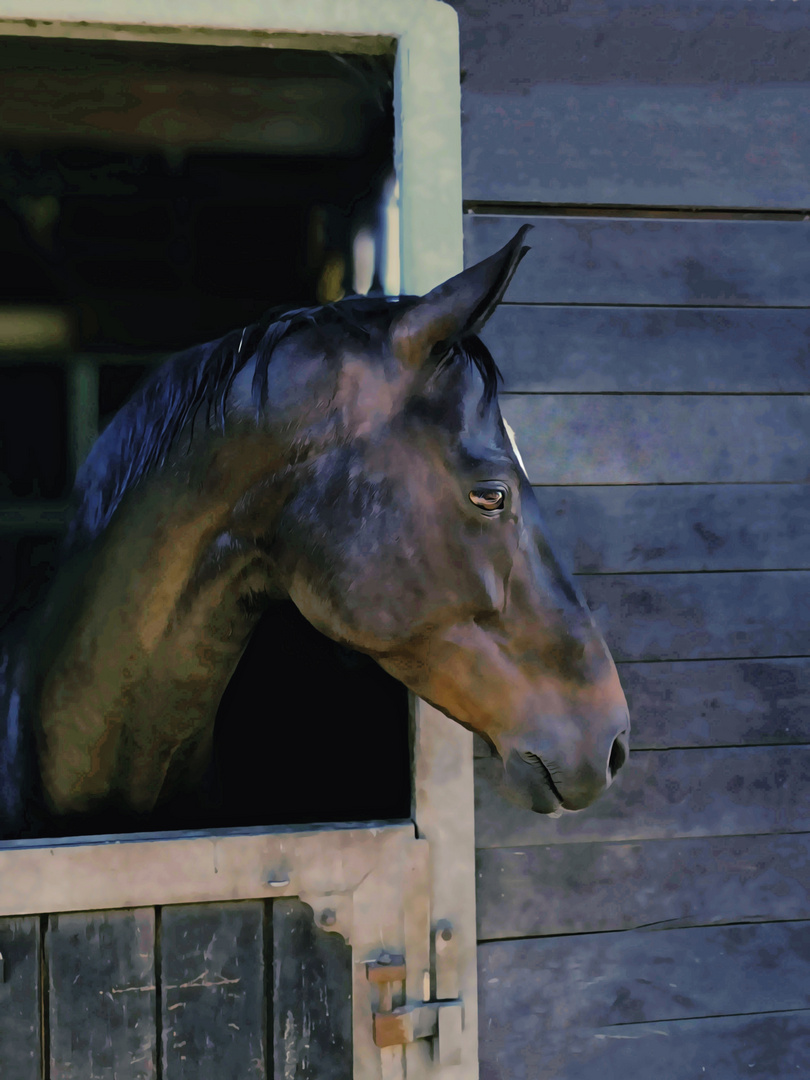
(366, 941, 463, 1065)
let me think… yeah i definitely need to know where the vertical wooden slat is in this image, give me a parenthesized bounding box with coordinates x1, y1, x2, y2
(46, 908, 156, 1080)
(0, 916, 41, 1080)
(403, 840, 432, 1080)
(161, 901, 265, 1079)
(272, 898, 352, 1080)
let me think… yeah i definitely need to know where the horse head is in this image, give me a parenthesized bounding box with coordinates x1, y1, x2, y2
(252, 228, 629, 814)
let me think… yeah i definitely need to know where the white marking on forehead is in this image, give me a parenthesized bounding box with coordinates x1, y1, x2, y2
(503, 419, 528, 478)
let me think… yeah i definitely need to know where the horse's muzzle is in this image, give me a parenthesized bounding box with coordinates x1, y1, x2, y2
(500, 715, 630, 814)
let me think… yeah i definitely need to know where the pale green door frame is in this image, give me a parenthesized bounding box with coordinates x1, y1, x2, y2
(0, 3, 477, 1077)
(0, 0, 465, 294)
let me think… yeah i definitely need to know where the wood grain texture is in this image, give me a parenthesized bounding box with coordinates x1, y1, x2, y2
(451, 0, 810, 207)
(500, 394, 810, 485)
(462, 84, 810, 210)
(47, 908, 155, 1080)
(472, 656, 810, 755)
(579, 571, 810, 663)
(464, 215, 810, 306)
(619, 658, 810, 749)
(272, 898, 352, 1080)
(0, 916, 40, 1080)
(532, 485, 810, 574)
(478, 921, 810, 1030)
(482, 306, 810, 394)
(478, 923, 810, 1078)
(161, 901, 265, 1079)
(474, 745, 810, 848)
(451, 0, 810, 91)
(475, 833, 810, 939)
(479, 1009, 810, 1080)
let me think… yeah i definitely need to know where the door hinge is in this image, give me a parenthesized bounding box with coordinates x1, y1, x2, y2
(366, 921, 463, 1065)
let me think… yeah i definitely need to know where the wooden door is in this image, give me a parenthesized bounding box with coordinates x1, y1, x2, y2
(0, 800, 475, 1078)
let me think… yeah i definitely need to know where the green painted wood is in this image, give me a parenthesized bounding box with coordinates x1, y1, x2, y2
(272, 898, 352, 1080)
(479, 1009, 810, 1080)
(160, 901, 265, 1079)
(452, 0, 810, 208)
(500, 395, 810, 485)
(579, 571, 810, 663)
(464, 216, 810, 306)
(0, 916, 40, 1080)
(476, 833, 810, 940)
(532, 485, 810, 574)
(46, 908, 156, 1080)
(474, 745, 810, 848)
(483, 306, 810, 394)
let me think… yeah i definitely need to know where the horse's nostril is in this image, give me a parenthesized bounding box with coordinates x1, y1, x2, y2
(608, 733, 627, 778)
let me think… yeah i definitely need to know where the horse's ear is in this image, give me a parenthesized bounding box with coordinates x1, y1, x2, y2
(390, 225, 531, 367)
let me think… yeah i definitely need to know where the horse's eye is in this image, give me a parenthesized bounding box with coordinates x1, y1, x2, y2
(469, 487, 506, 512)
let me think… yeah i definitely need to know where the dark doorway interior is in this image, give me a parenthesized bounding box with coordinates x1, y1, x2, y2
(0, 33, 411, 835)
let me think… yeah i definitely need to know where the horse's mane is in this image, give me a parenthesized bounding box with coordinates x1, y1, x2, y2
(55, 296, 501, 559)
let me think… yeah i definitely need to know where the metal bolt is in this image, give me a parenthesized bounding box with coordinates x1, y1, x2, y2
(441, 928, 453, 941)
(320, 909, 337, 927)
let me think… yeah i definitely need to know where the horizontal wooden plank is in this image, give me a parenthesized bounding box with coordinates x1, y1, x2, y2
(501, 395, 810, 485)
(0, 823, 415, 918)
(0, 41, 380, 157)
(454, 0, 810, 89)
(474, 745, 810, 848)
(483, 306, 810, 394)
(474, 657, 810, 756)
(580, 571, 810, 663)
(476, 832, 810, 940)
(455, 0, 810, 208)
(465, 216, 810, 306)
(622, 658, 810, 750)
(532, 485, 810, 574)
(462, 85, 810, 210)
(478, 921, 810, 1032)
(479, 1006, 810, 1080)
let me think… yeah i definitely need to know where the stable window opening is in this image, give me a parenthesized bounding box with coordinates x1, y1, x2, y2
(0, 32, 411, 836)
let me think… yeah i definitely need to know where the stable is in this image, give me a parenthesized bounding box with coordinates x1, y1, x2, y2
(0, 3, 480, 1077)
(1, 1, 809, 1078)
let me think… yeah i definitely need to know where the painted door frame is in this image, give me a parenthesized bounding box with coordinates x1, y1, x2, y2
(0, 2, 477, 1076)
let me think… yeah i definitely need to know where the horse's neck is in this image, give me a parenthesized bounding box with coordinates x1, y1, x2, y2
(33, 456, 281, 819)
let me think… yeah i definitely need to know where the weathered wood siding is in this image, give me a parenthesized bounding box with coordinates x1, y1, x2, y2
(0, 899, 351, 1077)
(449, 1, 810, 1075)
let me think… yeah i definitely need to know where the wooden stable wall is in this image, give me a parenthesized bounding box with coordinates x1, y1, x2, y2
(448, 2, 810, 1077)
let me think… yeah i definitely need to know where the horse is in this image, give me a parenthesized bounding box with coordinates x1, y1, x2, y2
(0, 226, 629, 841)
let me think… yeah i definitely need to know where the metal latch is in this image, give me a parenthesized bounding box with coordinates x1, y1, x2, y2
(366, 923, 463, 1065)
